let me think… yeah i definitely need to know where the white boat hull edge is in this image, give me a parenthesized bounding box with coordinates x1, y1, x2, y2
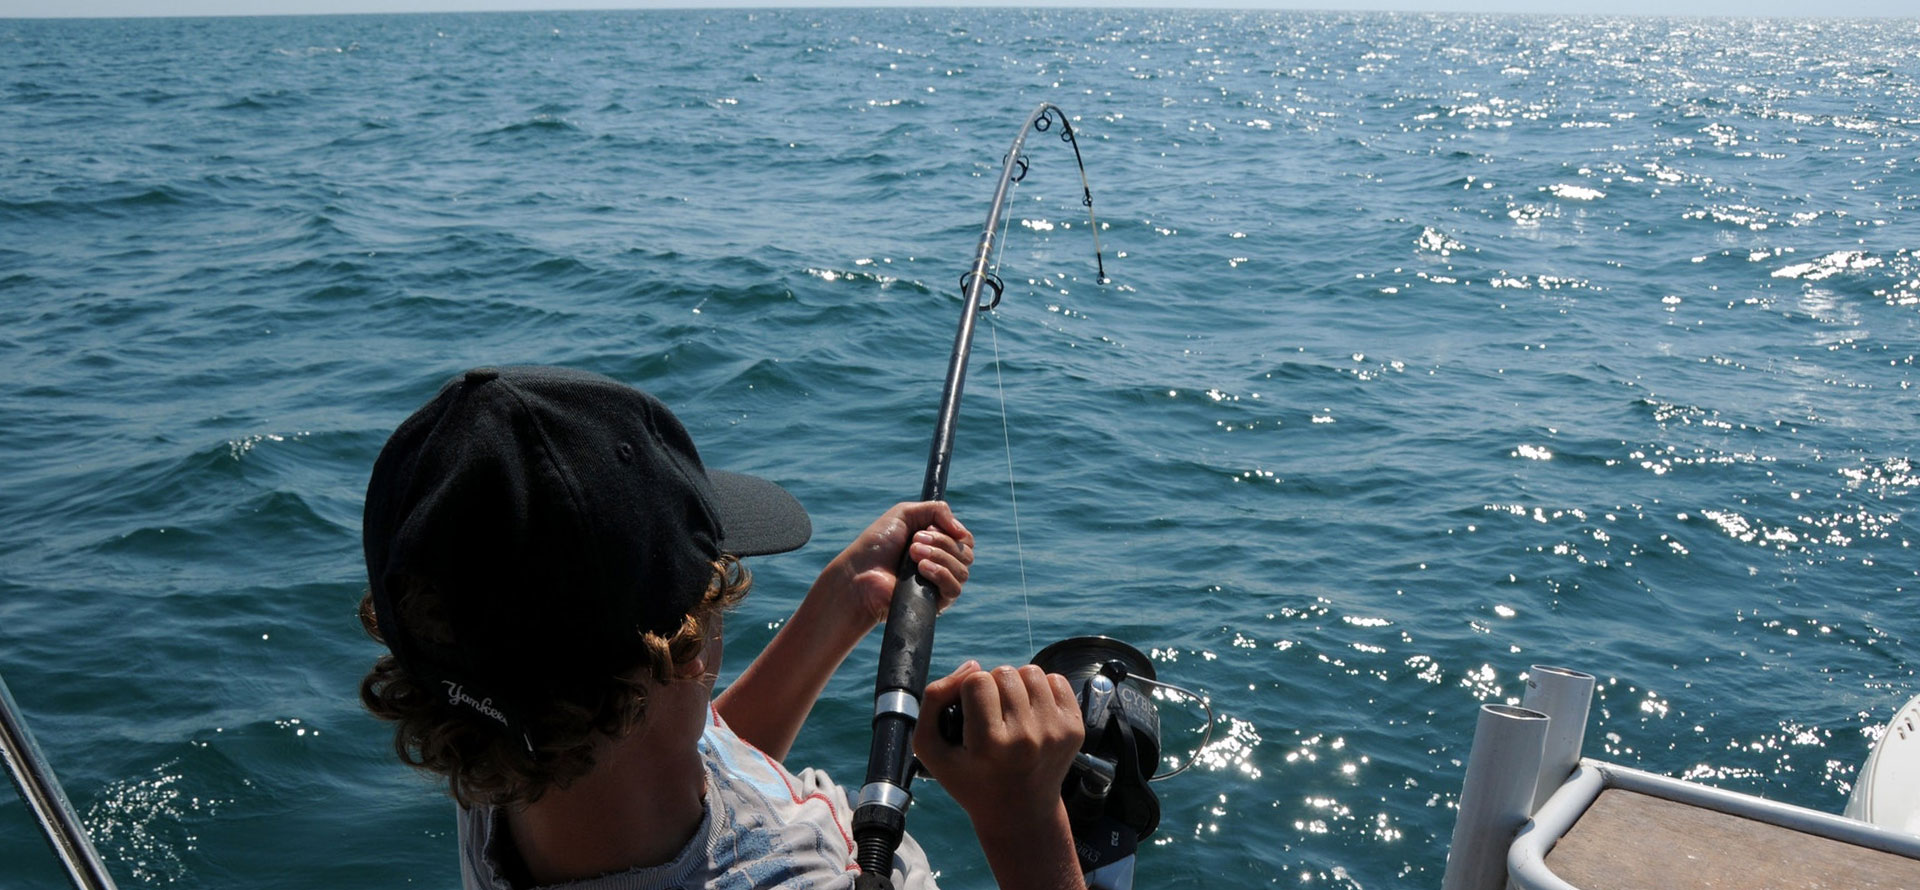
(1847, 691, 1920, 836)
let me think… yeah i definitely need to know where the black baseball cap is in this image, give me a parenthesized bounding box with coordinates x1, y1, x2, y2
(363, 366, 811, 744)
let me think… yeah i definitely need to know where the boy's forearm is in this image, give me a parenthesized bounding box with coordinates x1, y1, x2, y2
(714, 581, 868, 760)
(975, 802, 1089, 890)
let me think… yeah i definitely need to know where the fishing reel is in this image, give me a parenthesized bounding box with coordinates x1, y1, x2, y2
(936, 636, 1212, 889)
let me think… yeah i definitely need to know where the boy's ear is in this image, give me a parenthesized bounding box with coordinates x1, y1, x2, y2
(673, 651, 707, 680)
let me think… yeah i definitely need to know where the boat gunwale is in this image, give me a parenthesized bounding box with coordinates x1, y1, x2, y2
(1508, 759, 1920, 890)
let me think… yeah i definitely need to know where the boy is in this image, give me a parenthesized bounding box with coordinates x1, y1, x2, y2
(359, 366, 1089, 890)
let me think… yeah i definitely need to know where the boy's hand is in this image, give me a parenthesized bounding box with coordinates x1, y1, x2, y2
(914, 661, 1089, 890)
(914, 661, 1085, 823)
(816, 501, 973, 629)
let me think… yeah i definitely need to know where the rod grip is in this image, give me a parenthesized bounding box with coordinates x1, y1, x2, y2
(852, 562, 942, 887)
(874, 565, 940, 696)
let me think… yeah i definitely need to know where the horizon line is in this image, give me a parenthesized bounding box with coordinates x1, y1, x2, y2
(5, 2, 1917, 22)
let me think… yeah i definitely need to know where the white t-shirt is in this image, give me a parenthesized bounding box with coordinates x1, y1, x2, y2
(458, 710, 938, 890)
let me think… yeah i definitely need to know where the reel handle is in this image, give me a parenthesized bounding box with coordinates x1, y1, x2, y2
(934, 657, 1133, 746)
(937, 701, 964, 745)
(932, 699, 1116, 797)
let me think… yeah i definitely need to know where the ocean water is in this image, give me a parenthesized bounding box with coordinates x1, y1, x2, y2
(2, 7, 1917, 888)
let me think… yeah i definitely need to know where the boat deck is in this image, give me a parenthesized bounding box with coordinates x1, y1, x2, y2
(1544, 788, 1920, 890)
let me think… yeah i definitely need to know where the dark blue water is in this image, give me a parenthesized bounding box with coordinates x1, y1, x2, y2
(2, 8, 1916, 888)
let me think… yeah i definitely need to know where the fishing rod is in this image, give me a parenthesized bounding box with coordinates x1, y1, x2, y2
(0, 670, 120, 890)
(850, 102, 1106, 890)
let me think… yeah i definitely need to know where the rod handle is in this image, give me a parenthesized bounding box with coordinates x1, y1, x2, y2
(874, 565, 941, 696)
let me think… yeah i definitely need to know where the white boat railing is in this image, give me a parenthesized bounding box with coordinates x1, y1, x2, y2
(1507, 760, 1920, 890)
(0, 670, 119, 890)
(1442, 663, 1920, 890)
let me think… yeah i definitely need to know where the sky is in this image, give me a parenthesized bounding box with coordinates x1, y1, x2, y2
(1, 0, 1914, 24)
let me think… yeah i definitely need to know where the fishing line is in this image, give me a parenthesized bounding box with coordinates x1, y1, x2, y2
(984, 163, 1035, 656)
(987, 321, 1035, 656)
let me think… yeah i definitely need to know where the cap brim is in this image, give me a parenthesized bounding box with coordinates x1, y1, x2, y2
(707, 470, 812, 557)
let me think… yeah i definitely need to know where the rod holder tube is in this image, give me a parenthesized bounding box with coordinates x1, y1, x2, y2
(1441, 704, 1550, 890)
(1521, 666, 1595, 814)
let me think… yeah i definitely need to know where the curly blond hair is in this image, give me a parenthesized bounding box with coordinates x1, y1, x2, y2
(358, 556, 750, 808)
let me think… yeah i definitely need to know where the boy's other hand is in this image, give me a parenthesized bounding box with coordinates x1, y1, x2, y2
(817, 501, 973, 630)
(913, 661, 1084, 821)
